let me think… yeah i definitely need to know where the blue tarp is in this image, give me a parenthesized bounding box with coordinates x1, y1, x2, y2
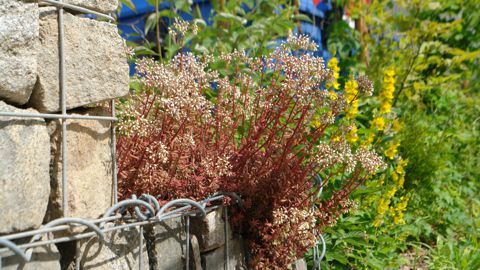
(117, 0, 332, 58)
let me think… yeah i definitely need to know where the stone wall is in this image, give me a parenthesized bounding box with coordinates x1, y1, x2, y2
(0, 0, 128, 268)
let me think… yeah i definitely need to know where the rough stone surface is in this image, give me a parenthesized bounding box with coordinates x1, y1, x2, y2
(190, 235, 202, 270)
(0, 0, 38, 105)
(191, 207, 232, 252)
(154, 216, 187, 270)
(1, 237, 61, 270)
(45, 107, 113, 221)
(78, 224, 149, 270)
(0, 101, 50, 234)
(31, 8, 129, 113)
(63, 0, 119, 14)
(290, 258, 308, 270)
(201, 237, 248, 270)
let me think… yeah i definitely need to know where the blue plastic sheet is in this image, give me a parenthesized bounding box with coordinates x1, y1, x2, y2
(117, 0, 333, 72)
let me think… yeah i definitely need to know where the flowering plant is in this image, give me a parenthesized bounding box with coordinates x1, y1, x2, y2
(117, 31, 385, 268)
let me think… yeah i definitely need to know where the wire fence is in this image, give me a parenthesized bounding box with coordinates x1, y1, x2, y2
(0, 1, 326, 269)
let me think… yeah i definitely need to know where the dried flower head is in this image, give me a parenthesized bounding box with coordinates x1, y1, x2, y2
(357, 75, 374, 96)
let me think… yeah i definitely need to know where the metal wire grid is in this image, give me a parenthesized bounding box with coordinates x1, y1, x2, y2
(0, 1, 327, 269)
(311, 174, 326, 270)
(0, 1, 239, 269)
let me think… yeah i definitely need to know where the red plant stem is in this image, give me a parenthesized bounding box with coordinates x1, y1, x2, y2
(276, 106, 309, 169)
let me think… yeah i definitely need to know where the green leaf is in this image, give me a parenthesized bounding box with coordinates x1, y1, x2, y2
(120, 0, 136, 12)
(216, 12, 248, 25)
(292, 14, 313, 23)
(144, 13, 158, 34)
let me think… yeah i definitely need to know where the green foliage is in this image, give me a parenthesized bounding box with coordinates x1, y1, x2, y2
(185, 0, 297, 57)
(317, 0, 480, 269)
(120, 0, 304, 60)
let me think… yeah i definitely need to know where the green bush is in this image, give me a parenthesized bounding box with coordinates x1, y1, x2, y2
(318, 0, 480, 268)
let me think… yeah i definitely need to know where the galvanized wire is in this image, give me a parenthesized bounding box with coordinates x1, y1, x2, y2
(39, 0, 115, 21)
(185, 216, 190, 270)
(0, 194, 230, 260)
(111, 100, 118, 204)
(58, 0, 69, 217)
(311, 174, 326, 269)
(0, 112, 117, 121)
(224, 205, 229, 270)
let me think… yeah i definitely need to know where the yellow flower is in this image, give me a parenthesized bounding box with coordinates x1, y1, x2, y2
(393, 212, 405, 225)
(392, 119, 401, 132)
(347, 125, 358, 143)
(380, 67, 396, 114)
(329, 91, 338, 101)
(346, 100, 358, 119)
(386, 186, 397, 198)
(385, 68, 395, 78)
(311, 120, 321, 129)
(396, 196, 409, 211)
(392, 159, 407, 187)
(331, 135, 341, 142)
(311, 111, 333, 129)
(397, 175, 405, 187)
(392, 196, 409, 225)
(343, 78, 359, 120)
(372, 117, 385, 131)
(377, 197, 390, 215)
(363, 132, 375, 146)
(327, 57, 340, 90)
(345, 79, 359, 103)
(393, 171, 405, 187)
(395, 159, 408, 175)
(392, 172, 398, 183)
(378, 174, 385, 186)
(400, 158, 408, 168)
(373, 216, 383, 227)
(380, 102, 392, 114)
(384, 142, 400, 159)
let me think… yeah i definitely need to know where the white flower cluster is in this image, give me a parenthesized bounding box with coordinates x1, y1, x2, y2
(272, 206, 317, 248)
(168, 18, 198, 40)
(355, 147, 387, 174)
(282, 34, 318, 51)
(200, 154, 233, 178)
(315, 140, 386, 175)
(135, 54, 215, 122)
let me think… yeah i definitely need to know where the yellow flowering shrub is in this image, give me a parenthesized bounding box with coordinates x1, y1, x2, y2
(371, 116, 385, 131)
(347, 125, 358, 143)
(380, 67, 395, 114)
(384, 142, 400, 159)
(336, 66, 410, 229)
(326, 57, 340, 90)
(390, 195, 409, 225)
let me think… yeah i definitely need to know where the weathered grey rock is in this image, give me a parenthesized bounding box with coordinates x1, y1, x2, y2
(0, 0, 38, 105)
(45, 107, 113, 221)
(78, 224, 149, 270)
(190, 235, 202, 270)
(63, 0, 119, 14)
(0, 101, 50, 234)
(290, 258, 308, 270)
(191, 207, 232, 252)
(154, 216, 188, 270)
(201, 237, 248, 270)
(31, 8, 129, 113)
(1, 237, 61, 270)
